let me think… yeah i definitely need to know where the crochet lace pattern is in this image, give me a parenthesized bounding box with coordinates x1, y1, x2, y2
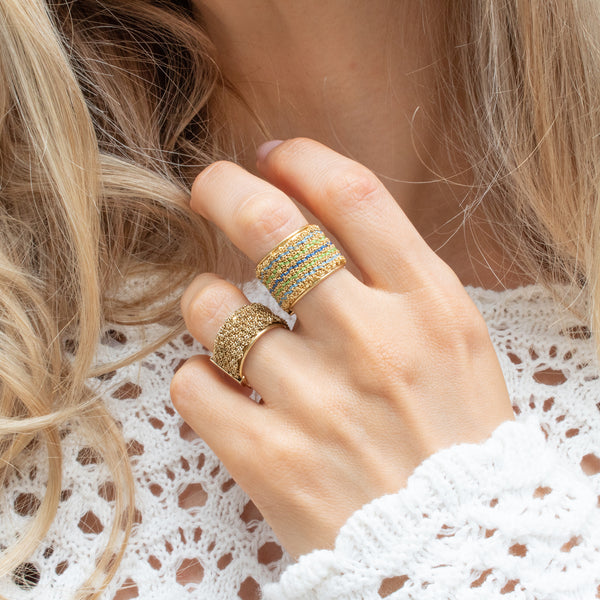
(1, 282, 599, 599)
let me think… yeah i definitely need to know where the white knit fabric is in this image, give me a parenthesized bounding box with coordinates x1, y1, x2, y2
(1, 282, 599, 599)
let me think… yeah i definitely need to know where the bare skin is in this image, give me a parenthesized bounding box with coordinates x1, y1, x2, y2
(192, 0, 530, 290)
(171, 137, 515, 557)
(170, 1, 518, 563)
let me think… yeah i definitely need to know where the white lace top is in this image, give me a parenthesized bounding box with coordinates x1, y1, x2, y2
(1, 282, 599, 599)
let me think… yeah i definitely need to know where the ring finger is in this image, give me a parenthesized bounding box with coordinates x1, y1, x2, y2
(181, 272, 293, 393)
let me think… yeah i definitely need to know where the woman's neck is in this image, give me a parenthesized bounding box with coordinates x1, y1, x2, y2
(192, 0, 531, 290)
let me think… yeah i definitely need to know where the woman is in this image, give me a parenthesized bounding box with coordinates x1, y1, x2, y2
(0, 0, 598, 598)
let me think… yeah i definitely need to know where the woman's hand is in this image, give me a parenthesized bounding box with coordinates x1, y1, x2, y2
(170, 138, 514, 558)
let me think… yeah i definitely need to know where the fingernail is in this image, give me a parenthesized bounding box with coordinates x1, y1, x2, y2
(256, 139, 284, 163)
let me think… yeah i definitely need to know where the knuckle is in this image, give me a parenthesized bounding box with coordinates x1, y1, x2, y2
(234, 191, 298, 244)
(191, 161, 232, 209)
(169, 361, 195, 414)
(436, 293, 490, 348)
(459, 308, 490, 346)
(197, 160, 232, 185)
(181, 273, 217, 315)
(325, 166, 381, 214)
(186, 281, 231, 331)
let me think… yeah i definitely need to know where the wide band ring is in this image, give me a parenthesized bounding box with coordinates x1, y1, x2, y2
(255, 224, 346, 313)
(210, 303, 289, 385)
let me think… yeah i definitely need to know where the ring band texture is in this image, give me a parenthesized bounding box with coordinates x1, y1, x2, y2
(255, 224, 346, 313)
(210, 303, 289, 385)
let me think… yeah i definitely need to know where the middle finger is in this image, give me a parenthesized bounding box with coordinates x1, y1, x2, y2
(190, 160, 358, 320)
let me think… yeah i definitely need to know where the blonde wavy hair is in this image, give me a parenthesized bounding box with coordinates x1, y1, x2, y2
(1, 0, 599, 597)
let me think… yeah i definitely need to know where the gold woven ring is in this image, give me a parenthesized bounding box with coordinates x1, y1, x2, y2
(210, 303, 289, 385)
(255, 224, 346, 313)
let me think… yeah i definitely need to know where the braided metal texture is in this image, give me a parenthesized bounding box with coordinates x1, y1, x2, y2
(210, 303, 288, 381)
(255, 225, 346, 313)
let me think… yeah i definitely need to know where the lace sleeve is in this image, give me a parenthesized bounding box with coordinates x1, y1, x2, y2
(263, 417, 600, 599)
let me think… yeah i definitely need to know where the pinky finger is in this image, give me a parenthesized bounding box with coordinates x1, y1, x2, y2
(170, 355, 267, 466)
